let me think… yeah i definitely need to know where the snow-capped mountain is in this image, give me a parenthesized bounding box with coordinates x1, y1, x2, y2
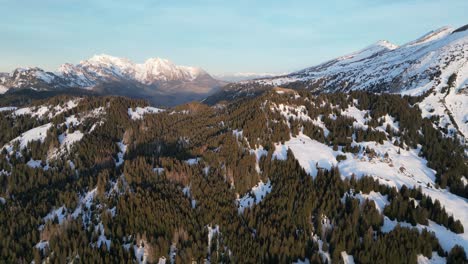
(57, 54, 210, 87)
(214, 72, 282, 82)
(255, 25, 467, 94)
(207, 25, 468, 140)
(0, 55, 225, 106)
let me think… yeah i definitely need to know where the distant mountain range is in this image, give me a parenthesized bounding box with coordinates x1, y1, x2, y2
(214, 72, 282, 82)
(1, 24, 467, 122)
(0, 55, 226, 106)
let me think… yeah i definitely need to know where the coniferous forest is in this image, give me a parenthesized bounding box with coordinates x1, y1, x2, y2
(0, 90, 467, 264)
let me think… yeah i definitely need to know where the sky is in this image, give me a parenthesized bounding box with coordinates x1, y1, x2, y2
(0, 0, 466, 75)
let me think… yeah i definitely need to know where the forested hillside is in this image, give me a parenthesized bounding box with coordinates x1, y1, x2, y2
(0, 90, 467, 263)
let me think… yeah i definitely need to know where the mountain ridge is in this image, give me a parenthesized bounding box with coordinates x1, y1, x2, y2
(0, 55, 226, 106)
(206, 25, 468, 141)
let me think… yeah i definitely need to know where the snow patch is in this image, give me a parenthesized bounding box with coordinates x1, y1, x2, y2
(382, 217, 468, 253)
(128, 106, 164, 120)
(343, 190, 389, 213)
(116, 141, 127, 167)
(0, 106, 17, 112)
(3, 123, 52, 153)
(273, 133, 339, 177)
(417, 252, 446, 264)
(237, 180, 272, 213)
(341, 251, 355, 264)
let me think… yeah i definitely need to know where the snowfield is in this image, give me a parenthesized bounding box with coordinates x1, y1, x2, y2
(342, 190, 389, 213)
(2, 123, 52, 153)
(273, 133, 339, 177)
(341, 251, 355, 264)
(417, 252, 446, 264)
(237, 180, 272, 213)
(382, 217, 468, 253)
(128, 106, 164, 120)
(12, 99, 80, 119)
(59, 130, 84, 151)
(275, 131, 468, 253)
(115, 141, 127, 167)
(0, 106, 17, 112)
(345, 189, 468, 253)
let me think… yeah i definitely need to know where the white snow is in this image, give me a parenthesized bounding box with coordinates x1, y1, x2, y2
(273, 133, 339, 178)
(232, 129, 243, 139)
(207, 225, 220, 257)
(71, 188, 97, 226)
(182, 185, 197, 209)
(249, 146, 268, 173)
(273, 128, 468, 253)
(417, 252, 446, 264)
(271, 103, 311, 123)
(0, 106, 17, 112)
(445, 88, 468, 138)
(42, 188, 97, 228)
(185, 158, 200, 165)
(3, 123, 52, 153)
(35, 240, 49, 252)
(34, 70, 54, 83)
(64, 115, 80, 128)
(134, 240, 148, 264)
(382, 217, 468, 253)
(27, 159, 49, 170)
(313, 234, 331, 263)
(58, 130, 84, 151)
(237, 180, 272, 213)
(12, 99, 80, 119)
(293, 259, 310, 264)
(343, 190, 389, 213)
(377, 114, 400, 134)
(312, 116, 330, 137)
(0, 84, 8, 94)
(258, 26, 468, 98)
(43, 206, 68, 224)
(128, 106, 164, 120)
(95, 223, 111, 250)
(115, 141, 127, 167)
(341, 251, 355, 264)
(341, 106, 370, 130)
(169, 243, 177, 264)
(153, 167, 165, 174)
(336, 139, 468, 252)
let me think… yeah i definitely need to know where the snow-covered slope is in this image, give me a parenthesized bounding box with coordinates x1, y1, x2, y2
(57, 54, 211, 87)
(257, 25, 467, 95)
(266, 93, 468, 254)
(208, 25, 468, 140)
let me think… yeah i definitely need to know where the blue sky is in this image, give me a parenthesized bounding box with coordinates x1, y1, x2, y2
(0, 0, 466, 74)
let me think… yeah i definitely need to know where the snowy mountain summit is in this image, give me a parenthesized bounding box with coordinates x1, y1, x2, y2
(0, 55, 225, 106)
(58, 54, 209, 87)
(256, 25, 467, 94)
(208, 25, 468, 140)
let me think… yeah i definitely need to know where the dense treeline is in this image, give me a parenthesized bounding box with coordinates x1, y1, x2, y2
(0, 91, 466, 263)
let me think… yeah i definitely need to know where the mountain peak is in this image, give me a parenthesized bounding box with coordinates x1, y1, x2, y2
(330, 39, 397, 65)
(371, 40, 399, 50)
(404, 26, 454, 47)
(83, 54, 135, 68)
(144, 57, 172, 66)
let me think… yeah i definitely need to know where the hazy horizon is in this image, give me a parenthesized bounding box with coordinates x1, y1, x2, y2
(0, 0, 466, 74)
